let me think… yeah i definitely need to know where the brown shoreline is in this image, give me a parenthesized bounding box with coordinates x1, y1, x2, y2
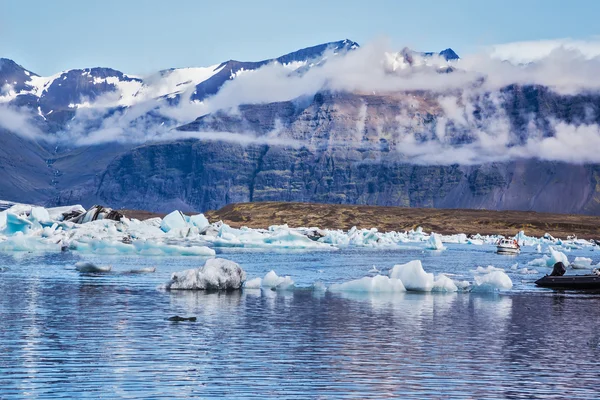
(119, 202, 600, 240)
(204, 202, 600, 240)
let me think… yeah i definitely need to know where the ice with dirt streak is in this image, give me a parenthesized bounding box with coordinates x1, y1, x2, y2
(166, 258, 246, 290)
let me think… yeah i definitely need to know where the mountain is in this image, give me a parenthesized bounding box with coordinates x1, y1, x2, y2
(94, 90, 600, 214)
(3, 40, 600, 216)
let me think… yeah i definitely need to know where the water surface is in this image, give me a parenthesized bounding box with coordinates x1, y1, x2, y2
(1, 245, 599, 398)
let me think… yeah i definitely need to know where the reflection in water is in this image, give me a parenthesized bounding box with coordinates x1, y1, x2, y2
(1, 253, 600, 398)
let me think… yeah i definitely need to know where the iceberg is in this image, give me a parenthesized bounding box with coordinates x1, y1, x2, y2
(3, 213, 32, 235)
(432, 274, 458, 292)
(389, 260, 434, 292)
(30, 207, 50, 223)
(426, 233, 446, 250)
(572, 257, 593, 269)
(244, 277, 262, 289)
(75, 261, 112, 273)
(160, 210, 188, 233)
(548, 246, 570, 267)
(262, 270, 295, 289)
(329, 275, 406, 293)
(189, 214, 210, 232)
(472, 270, 513, 292)
(166, 258, 246, 290)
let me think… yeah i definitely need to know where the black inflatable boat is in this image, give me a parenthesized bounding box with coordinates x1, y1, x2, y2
(535, 275, 600, 290)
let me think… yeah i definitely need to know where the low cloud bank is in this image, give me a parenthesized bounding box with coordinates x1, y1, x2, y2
(3, 38, 600, 165)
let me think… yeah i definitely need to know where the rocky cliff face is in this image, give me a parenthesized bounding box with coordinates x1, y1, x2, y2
(72, 86, 600, 214)
(94, 138, 600, 214)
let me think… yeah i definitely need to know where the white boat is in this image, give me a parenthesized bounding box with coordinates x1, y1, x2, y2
(497, 238, 520, 254)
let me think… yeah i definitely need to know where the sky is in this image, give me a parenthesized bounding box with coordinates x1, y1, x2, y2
(2, 0, 600, 76)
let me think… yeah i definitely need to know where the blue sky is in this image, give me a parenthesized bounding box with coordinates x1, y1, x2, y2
(2, 0, 599, 75)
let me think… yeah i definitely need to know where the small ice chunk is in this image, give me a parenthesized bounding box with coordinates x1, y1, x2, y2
(572, 257, 593, 269)
(471, 266, 504, 274)
(244, 277, 262, 289)
(160, 210, 188, 232)
(312, 281, 327, 291)
(126, 267, 156, 274)
(426, 233, 446, 250)
(3, 213, 32, 234)
(472, 271, 513, 292)
(166, 258, 246, 290)
(536, 243, 542, 253)
(262, 270, 295, 289)
(189, 213, 210, 232)
(30, 207, 50, 222)
(75, 261, 112, 273)
(389, 260, 434, 291)
(432, 274, 458, 292)
(548, 246, 569, 267)
(329, 275, 406, 293)
(517, 268, 538, 275)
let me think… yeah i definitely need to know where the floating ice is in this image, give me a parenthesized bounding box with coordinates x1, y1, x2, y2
(329, 275, 406, 293)
(30, 207, 50, 223)
(160, 210, 187, 233)
(126, 267, 156, 274)
(389, 260, 434, 292)
(3, 213, 32, 234)
(166, 258, 246, 290)
(262, 270, 295, 290)
(244, 277, 262, 289)
(472, 270, 513, 292)
(471, 266, 504, 274)
(0, 233, 63, 252)
(572, 257, 593, 269)
(75, 261, 112, 273)
(517, 268, 538, 275)
(432, 274, 458, 292)
(548, 246, 570, 267)
(426, 233, 446, 250)
(189, 214, 210, 232)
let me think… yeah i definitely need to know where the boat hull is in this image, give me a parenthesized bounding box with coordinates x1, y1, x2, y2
(535, 275, 600, 290)
(497, 246, 520, 254)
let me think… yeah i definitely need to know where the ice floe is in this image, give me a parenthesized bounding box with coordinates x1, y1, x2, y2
(426, 233, 446, 250)
(75, 261, 112, 273)
(0, 203, 597, 262)
(329, 275, 406, 293)
(472, 270, 513, 292)
(166, 258, 246, 290)
(262, 270, 295, 290)
(389, 260, 434, 291)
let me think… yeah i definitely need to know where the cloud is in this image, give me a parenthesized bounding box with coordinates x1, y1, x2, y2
(487, 38, 600, 64)
(7, 37, 600, 166)
(0, 105, 48, 140)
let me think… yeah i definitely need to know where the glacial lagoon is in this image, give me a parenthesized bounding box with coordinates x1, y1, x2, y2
(2, 244, 600, 399)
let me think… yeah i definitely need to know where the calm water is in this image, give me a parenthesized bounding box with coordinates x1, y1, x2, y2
(1, 244, 600, 399)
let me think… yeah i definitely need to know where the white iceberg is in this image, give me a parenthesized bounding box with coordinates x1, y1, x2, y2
(244, 277, 262, 289)
(548, 246, 570, 267)
(262, 270, 295, 289)
(472, 270, 513, 292)
(572, 257, 593, 269)
(189, 213, 210, 232)
(432, 274, 458, 292)
(160, 210, 188, 232)
(166, 258, 246, 290)
(389, 260, 434, 292)
(329, 275, 406, 293)
(426, 233, 446, 250)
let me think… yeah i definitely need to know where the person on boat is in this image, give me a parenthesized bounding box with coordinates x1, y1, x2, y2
(550, 262, 566, 277)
